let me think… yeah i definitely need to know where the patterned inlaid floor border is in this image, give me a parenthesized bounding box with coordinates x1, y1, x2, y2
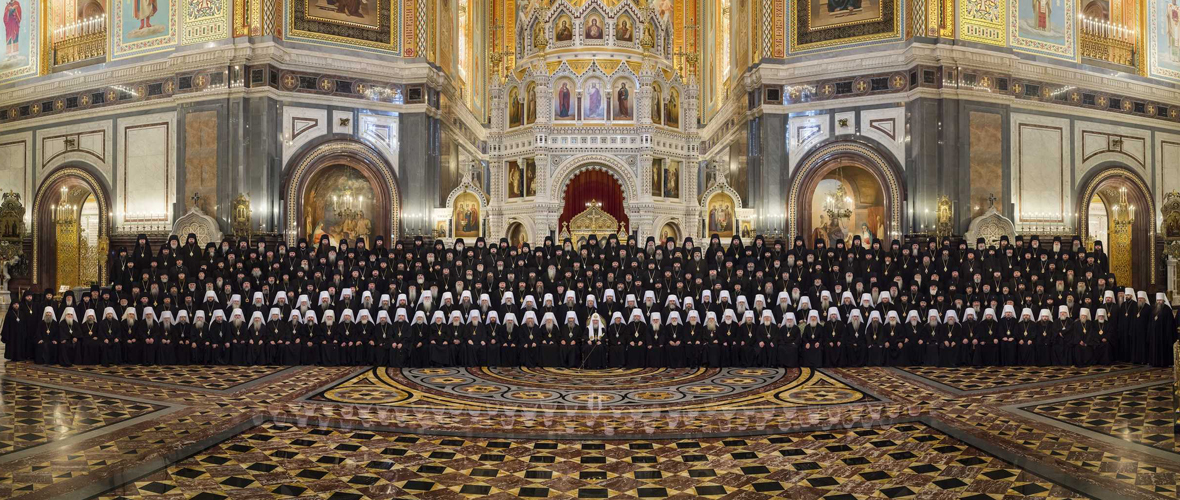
(0, 377, 180, 464)
(17, 364, 302, 394)
(82, 413, 1125, 500)
(890, 364, 1154, 396)
(1007, 380, 1180, 462)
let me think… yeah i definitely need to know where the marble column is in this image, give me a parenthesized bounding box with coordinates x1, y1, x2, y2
(1168, 256, 1178, 303)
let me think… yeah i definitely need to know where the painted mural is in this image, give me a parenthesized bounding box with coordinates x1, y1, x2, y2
(0, 0, 37, 82)
(790, 0, 898, 52)
(288, 0, 399, 52)
(112, 0, 176, 59)
(1008, 0, 1074, 59)
(1150, 0, 1180, 82)
(303, 164, 377, 247)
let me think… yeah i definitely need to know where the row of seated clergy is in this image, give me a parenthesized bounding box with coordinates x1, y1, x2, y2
(8, 299, 1172, 369)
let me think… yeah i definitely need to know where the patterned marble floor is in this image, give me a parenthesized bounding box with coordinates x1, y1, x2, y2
(1025, 383, 1180, 454)
(0, 360, 1173, 500)
(98, 420, 1083, 500)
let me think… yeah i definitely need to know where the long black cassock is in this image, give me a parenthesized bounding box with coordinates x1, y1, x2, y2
(607, 321, 627, 368)
(56, 320, 80, 367)
(1016, 318, 1037, 366)
(800, 322, 824, 368)
(560, 321, 582, 368)
(99, 317, 122, 366)
(1148, 303, 1176, 367)
(1090, 318, 1112, 365)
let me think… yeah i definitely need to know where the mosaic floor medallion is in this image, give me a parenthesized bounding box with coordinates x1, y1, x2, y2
(309, 367, 876, 412)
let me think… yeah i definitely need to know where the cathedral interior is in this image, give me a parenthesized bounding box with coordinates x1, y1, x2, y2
(0, 0, 1180, 498)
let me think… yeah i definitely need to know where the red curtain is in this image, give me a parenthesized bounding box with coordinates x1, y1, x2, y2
(560, 170, 628, 232)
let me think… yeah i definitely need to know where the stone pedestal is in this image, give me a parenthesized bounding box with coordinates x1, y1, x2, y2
(0, 289, 9, 340)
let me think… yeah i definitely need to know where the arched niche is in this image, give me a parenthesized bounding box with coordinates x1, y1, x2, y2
(283, 139, 400, 245)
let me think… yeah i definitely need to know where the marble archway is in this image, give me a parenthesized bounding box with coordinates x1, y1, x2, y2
(786, 141, 904, 244)
(32, 165, 111, 287)
(1076, 165, 1156, 287)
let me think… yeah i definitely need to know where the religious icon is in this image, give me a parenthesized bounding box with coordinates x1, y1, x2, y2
(3, 0, 20, 58)
(664, 89, 679, 128)
(651, 159, 663, 197)
(657, 0, 673, 26)
(707, 193, 735, 237)
(660, 224, 677, 242)
(585, 17, 603, 39)
(524, 159, 537, 197)
(808, 0, 882, 31)
(554, 81, 575, 120)
(1032, 0, 1051, 31)
(741, 221, 755, 239)
(1168, 0, 1180, 62)
(616, 17, 633, 42)
(664, 161, 679, 198)
(453, 192, 480, 238)
(526, 84, 537, 124)
(555, 17, 573, 41)
(651, 86, 662, 124)
(614, 82, 631, 120)
(508, 88, 522, 127)
(507, 161, 523, 198)
(584, 80, 605, 120)
(132, 0, 158, 32)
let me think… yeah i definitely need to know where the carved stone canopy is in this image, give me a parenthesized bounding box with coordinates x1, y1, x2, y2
(0, 190, 27, 242)
(172, 204, 224, 247)
(965, 207, 1016, 248)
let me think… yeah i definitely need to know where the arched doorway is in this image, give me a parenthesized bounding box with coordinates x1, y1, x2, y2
(787, 141, 902, 245)
(506, 221, 529, 248)
(284, 140, 400, 244)
(1076, 166, 1156, 288)
(32, 166, 111, 288)
(558, 169, 629, 234)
